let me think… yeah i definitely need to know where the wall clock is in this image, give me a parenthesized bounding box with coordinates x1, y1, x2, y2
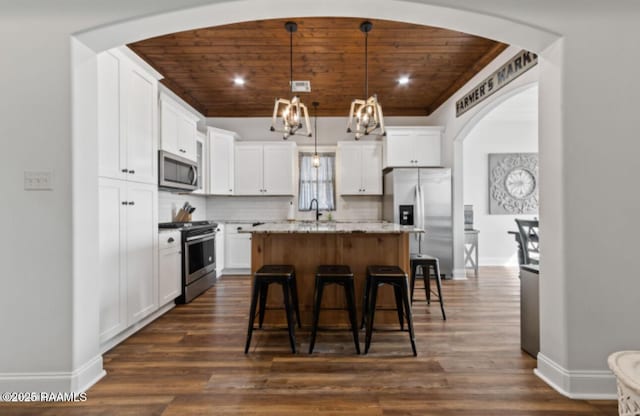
(488, 153, 539, 215)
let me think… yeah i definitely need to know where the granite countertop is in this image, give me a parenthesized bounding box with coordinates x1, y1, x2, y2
(239, 221, 423, 234)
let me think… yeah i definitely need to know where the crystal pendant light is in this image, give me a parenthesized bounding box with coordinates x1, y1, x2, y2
(270, 21, 312, 139)
(346, 21, 385, 139)
(312, 101, 320, 168)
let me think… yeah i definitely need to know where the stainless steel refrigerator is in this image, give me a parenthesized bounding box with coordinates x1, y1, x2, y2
(383, 168, 453, 277)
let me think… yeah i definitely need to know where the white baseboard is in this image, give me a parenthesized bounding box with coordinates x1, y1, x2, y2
(222, 268, 251, 276)
(535, 353, 617, 400)
(0, 355, 105, 394)
(451, 268, 468, 280)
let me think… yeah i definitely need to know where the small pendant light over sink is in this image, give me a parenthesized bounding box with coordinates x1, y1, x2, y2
(346, 21, 385, 139)
(270, 21, 312, 140)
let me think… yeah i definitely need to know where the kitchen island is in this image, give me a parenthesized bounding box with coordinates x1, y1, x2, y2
(241, 222, 422, 326)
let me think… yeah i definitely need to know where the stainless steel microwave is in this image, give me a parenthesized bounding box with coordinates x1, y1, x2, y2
(158, 150, 198, 191)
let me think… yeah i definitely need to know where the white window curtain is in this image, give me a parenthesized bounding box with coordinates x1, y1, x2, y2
(299, 153, 336, 211)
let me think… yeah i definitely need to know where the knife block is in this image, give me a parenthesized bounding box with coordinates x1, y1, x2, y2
(174, 209, 192, 223)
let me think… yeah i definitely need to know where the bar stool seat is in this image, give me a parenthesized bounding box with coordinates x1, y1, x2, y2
(244, 264, 301, 354)
(410, 254, 446, 320)
(362, 265, 417, 356)
(309, 265, 360, 354)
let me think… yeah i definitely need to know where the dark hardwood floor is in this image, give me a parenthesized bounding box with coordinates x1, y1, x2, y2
(1, 267, 618, 415)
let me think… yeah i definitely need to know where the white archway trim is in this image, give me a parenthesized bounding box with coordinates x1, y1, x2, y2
(453, 82, 538, 144)
(75, 0, 558, 53)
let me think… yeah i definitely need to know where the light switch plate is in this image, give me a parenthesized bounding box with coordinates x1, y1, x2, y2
(24, 170, 53, 191)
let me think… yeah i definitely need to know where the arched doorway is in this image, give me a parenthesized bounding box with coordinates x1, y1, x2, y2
(68, 0, 563, 395)
(460, 83, 538, 269)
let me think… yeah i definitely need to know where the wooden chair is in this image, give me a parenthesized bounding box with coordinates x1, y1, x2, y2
(515, 219, 539, 265)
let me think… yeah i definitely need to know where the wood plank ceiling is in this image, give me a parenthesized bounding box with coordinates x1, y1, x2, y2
(129, 18, 508, 117)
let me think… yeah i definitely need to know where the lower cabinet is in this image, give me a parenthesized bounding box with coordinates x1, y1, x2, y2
(98, 177, 158, 344)
(158, 231, 182, 305)
(224, 224, 251, 272)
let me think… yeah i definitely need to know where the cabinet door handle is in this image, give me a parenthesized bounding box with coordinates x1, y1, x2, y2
(128, 170, 135, 174)
(121, 169, 128, 173)
(168, 237, 175, 243)
(121, 201, 127, 205)
(229, 189, 232, 192)
(128, 201, 135, 206)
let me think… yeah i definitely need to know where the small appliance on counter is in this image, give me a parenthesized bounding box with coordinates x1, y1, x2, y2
(159, 220, 218, 303)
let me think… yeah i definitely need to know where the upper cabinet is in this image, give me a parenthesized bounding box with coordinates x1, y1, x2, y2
(234, 142, 296, 196)
(207, 127, 236, 195)
(160, 93, 200, 162)
(383, 126, 444, 168)
(337, 142, 382, 195)
(98, 49, 159, 185)
(192, 131, 206, 195)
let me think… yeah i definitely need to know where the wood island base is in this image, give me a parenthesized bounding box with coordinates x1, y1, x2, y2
(250, 232, 411, 326)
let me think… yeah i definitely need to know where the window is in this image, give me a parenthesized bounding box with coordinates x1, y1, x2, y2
(298, 153, 336, 211)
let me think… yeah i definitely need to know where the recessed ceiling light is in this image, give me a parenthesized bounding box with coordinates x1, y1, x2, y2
(233, 77, 245, 86)
(398, 76, 410, 85)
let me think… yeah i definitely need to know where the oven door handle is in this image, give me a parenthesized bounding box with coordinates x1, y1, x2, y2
(185, 233, 216, 242)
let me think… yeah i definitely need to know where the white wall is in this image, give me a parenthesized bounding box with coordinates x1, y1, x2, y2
(462, 86, 538, 266)
(3, 0, 639, 400)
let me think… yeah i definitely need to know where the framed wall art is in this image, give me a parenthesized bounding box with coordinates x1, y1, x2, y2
(488, 153, 539, 215)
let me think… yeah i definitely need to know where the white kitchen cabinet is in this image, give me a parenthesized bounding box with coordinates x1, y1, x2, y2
(98, 178, 158, 343)
(235, 142, 295, 195)
(160, 93, 199, 162)
(193, 131, 206, 195)
(224, 224, 252, 272)
(98, 50, 158, 185)
(207, 128, 235, 195)
(337, 142, 382, 195)
(98, 178, 127, 342)
(125, 181, 158, 324)
(383, 126, 443, 168)
(158, 231, 181, 305)
(234, 144, 264, 195)
(215, 224, 225, 276)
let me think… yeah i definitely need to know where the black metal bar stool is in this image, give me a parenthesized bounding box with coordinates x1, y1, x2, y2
(244, 264, 301, 354)
(410, 254, 446, 320)
(309, 265, 360, 354)
(362, 265, 417, 356)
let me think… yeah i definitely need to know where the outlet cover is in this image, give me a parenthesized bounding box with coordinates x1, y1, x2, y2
(24, 170, 53, 191)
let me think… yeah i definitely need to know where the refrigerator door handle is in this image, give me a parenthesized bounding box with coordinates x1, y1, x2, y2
(414, 185, 424, 246)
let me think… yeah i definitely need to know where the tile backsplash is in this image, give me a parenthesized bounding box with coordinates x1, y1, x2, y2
(158, 191, 208, 222)
(160, 191, 383, 223)
(205, 195, 382, 222)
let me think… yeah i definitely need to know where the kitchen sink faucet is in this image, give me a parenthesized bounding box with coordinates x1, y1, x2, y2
(309, 198, 322, 221)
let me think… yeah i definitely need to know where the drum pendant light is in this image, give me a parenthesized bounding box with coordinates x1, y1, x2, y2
(346, 21, 386, 139)
(270, 21, 312, 139)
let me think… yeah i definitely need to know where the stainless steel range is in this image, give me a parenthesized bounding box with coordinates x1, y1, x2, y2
(159, 220, 218, 303)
